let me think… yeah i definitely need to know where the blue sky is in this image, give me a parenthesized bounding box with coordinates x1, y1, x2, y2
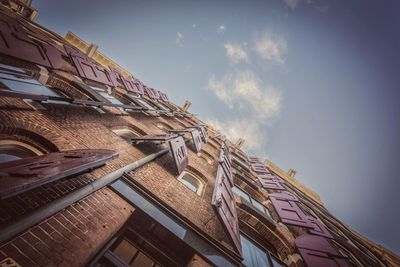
(35, 0, 400, 253)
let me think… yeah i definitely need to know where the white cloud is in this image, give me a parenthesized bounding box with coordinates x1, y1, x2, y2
(224, 43, 249, 64)
(254, 34, 287, 64)
(192, 24, 197, 28)
(283, 0, 301, 10)
(175, 32, 184, 46)
(208, 70, 281, 119)
(207, 118, 267, 154)
(217, 24, 226, 33)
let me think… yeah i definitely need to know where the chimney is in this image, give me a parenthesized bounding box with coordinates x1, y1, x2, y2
(234, 138, 245, 149)
(182, 100, 191, 112)
(288, 169, 297, 178)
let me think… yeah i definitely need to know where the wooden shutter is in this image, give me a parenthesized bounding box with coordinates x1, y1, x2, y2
(0, 13, 63, 69)
(132, 79, 145, 95)
(269, 191, 299, 201)
(307, 216, 333, 239)
(159, 91, 169, 102)
(295, 234, 350, 267)
(169, 136, 188, 175)
(251, 162, 270, 174)
(64, 46, 114, 86)
(219, 143, 233, 186)
(0, 149, 118, 199)
(270, 197, 313, 228)
(190, 129, 203, 153)
(144, 86, 160, 100)
(211, 166, 241, 254)
(260, 180, 285, 190)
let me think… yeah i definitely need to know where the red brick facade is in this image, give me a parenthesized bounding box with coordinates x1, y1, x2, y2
(0, 2, 399, 267)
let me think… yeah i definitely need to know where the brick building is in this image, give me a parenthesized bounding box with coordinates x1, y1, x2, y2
(0, 2, 399, 266)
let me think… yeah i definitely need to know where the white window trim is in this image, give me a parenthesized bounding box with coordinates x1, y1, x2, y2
(177, 171, 205, 196)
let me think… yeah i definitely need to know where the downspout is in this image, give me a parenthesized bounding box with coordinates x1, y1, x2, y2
(0, 148, 169, 244)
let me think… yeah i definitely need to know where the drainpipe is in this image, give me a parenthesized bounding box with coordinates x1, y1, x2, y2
(0, 148, 169, 244)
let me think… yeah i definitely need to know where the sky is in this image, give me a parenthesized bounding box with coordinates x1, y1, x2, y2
(34, 0, 400, 254)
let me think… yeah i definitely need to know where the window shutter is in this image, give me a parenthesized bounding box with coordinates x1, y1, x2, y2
(190, 129, 203, 153)
(169, 136, 188, 175)
(268, 191, 299, 202)
(144, 86, 160, 100)
(295, 234, 350, 267)
(219, 143, 233, 186)
(109, 68, 143, 95)
(211, 165, 242, 254)
(159, 91, 169, 102)
(132, 79, 145, 95)
(0, 13, 63, 69)
(251, 162, 270, 174)
(64, 46, 114, 86)
(270, 197, 313, 228)
(0, 149, 118, 199)
(307, 216, 333, 239)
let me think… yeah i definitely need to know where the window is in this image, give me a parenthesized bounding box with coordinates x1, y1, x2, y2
(133, 97, 157, 110)
(198, 151, 214, 165)
(0, 140, 44, 163)
(241, 235, 283, 267)
(91, 85, 124, 105)
(155, 122, 172, 132)
(0, 64, 66, 103)
(111, 238, 160, 267)
(113, 129, 141, 143)
(232, 186, 271, 217)
(177, 171, 204, 195)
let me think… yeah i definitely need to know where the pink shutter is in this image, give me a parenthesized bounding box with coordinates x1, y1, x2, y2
(190, 129, 203, 153)
(144, 86, 160, 100)
(251, 162, 269, 174)
(296, 234, 350, 267)
(169, 136, 188, 175)
(0, 13, 63, 69)
(307, 216, 333, 239)
(159, 91, 169, 102)
(132, 79, 145, 95)
(0, 149, 118, 199)
(260, 180, 285, 190)
(268, 191, 299, 201)
(270, 197, 313, 228)
(64, 46, 114, 86)
(211, 166, 241, 254)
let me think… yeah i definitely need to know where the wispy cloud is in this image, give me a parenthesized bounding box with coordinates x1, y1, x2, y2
(175, 32, 184, 46)
(208, 70, 282, 119)
(254, 33, 287, 64)
(224, 43, 249, 63)
(217, 24, 226, 33)
(207, 118, 267, 154)
(283, 0, 301, 10)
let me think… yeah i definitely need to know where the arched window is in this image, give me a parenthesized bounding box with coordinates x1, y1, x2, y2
(0, 140, 44, 163)
(155, 122, 173, 132)
(113, 129, 141, 143)
(177, 171, 205, 195)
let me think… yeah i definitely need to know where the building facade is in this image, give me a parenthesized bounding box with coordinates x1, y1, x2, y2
(0, 2, 399, 267)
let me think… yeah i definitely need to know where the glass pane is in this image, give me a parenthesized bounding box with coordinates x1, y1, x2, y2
(271, 256, 284, 267)
(97, 91, 124, 105)
(179, 174, 199, 192)
(113, 239, 137, 264)
(241, 235, 271, 267)
(131, 252, 155, 267)
(0, 75, 60, 97)
(232, 186, 251, 202)
(251, 199, 268, 214)
(0, 145, 38, 163)
(135, 98, 156, 110)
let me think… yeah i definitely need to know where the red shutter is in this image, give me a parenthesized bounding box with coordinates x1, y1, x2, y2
(270, 197, 313, 228)
(307, 216, 333, 239)
(144, 86, 160, 100)
(132, 79, 145, 95)
(219, 143, 233, 186)
(211, 165, 241, 254)
(169, 136, 188, 175)
(269, 191, 299, 201)
(0, 13, 63, 69)
(251, 162, 269, 174)
(257, 173, 284, 184)
(260, 180, 285, 190)
(0, 149, 118, 199)
(296, 234, 350, 267)
(64, 46, 114, 86)
(159, 91, 169, 102)
(190, 129, 203, 153)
